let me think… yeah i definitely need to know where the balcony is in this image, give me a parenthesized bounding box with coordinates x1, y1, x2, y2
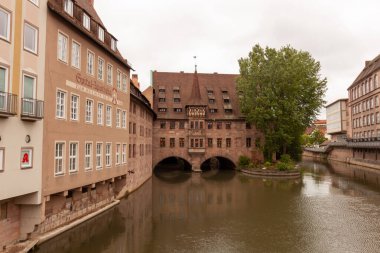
(21, 98, 44, 121)
(0, 92, 17, 117)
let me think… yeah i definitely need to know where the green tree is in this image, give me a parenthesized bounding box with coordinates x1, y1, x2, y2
(237, 44, 327, 161)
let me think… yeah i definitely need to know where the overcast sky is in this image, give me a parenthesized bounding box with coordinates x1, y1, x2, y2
(95, 0, 380, 117)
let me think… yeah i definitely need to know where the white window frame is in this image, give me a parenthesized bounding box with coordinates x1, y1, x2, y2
(97, 102, 103, 125)
(85, 98, 93, 123)
(122, 111, 126, 128)
(71, 40, 81, 69)
(111, 38, 116, 51)
(83, 13, 90, 31)
(57, 31, 68, 63)
(0, 148, 4, 172)
(0, 66, 9, 110)
(117, 70, 121, 90)
(122, 144, 127, 164)
(0, 7, 11, 41)
(84, 142, 92, 171)
(87, 50, 95, 76)
(56, 90, 66, 119)
(116, 108, 121, 128)
(55, 142, 65, 176)
(64, 0, 73, 16)
(98, 26, 104, 42)
(24, 22, 38, 54)
(105, 143, 111, 167)
(106, 105, 112, 127)
(115, 143, 121, 165)
(70, 93, 79, 121)
(69, 142, 78, 173)
(96, 142, 103, 170)
(98, 57, 104, 81)
(107, 64, 113, 85)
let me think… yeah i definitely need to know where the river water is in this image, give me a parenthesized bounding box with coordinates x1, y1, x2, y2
(35, 158, 380, 253)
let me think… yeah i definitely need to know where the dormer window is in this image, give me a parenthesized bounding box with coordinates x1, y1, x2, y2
(111, 38, 116, 51)
(64, 0, 73, 16)
(98, 27, 104, 42)
(83, 13, 90, 30)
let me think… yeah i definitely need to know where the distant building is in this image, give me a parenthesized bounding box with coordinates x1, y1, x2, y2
(305, 119, 327, 136)
(151, 70, 263, 171)
(326, 99, 348, 141)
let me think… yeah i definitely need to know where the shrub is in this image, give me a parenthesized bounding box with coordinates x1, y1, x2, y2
(280, 154, 292, 164)
(276, 161, 290, 171)
(238, 155, 251, 168)
(264, 161, 272, 168)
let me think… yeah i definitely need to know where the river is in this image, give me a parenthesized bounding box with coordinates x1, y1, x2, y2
(34, 158, 380, 253)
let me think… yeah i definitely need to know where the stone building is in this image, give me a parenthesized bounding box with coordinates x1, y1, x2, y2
(347, 55, 380, 162)
(0, 0, 48, 249)
(151, 70, 263, 171)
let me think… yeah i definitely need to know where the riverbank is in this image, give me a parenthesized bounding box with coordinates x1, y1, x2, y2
(241, 169, 301, 178)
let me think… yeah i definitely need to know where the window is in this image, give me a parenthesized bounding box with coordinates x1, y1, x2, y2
(225, 109, 233, 113)
(158, 108, 167, 112)
(179, 138, 185, 147)
(160, 138, 165, 148)
(105, 143, 111, 167)
(216, 121, 222, 129)
(160, 121, 166, 129)
(56, 90, 66, 119)
(209, 99, 215, 104)
(117, 70, 121, 89)
(71, 41, 80, 68)
(170, 138, 175, 148)
(97, 103, 103, 125)
(116, 109, 121, 127)
(85, 99, 93, 123)
(122, 111, 126, 128)
(174, 98, 181, 103)
(159, 98, 166, 102)
(85, 142, 92, 170)
(96, 143, 103, 169)
(98, 57, 104, 80)
(98, 26, 104, 42)
(217, 138, 222, 148)
(1, 203, 8, 220)
(83, 13, 90, 30)
(87, 51, 94, 75)
(70, 94, 79, 120)
(376, 96, 379, 107)
(245, 137, 251, 147)
(111, 38, 116, 51)
(106, 105, 112, 126)
(208, 138, 213, 147)
(122, 144, 127, 163)
(170, 121, 175, 129)
(209, 109, 217, 113)
(107, 64, 113, 85)
(174, 108, 182, 112)
(24, 23, 38, 54)
(0, 7, 10, 41)
(226, 122, 231, 129)
(55, 142, 65, 175)
(0, 148, 4, 172)
(0, 67, 8, 111)
(69, 143, 78, 173)
(122, 74, 127, 92)
(57, 32, 68, 62)
(22, 74, 36, 114)
(64, 0, 73, 16)
(116, 144, 121, 164)
(375, 74, 378, 89)
(226, 138, 231, 148)
(246, 123, 251, 129)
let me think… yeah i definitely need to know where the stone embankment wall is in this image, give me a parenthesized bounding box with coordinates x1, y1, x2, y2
(0, 201, 20, 251)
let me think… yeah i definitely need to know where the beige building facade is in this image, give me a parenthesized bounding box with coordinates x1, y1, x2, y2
(326, 99, 348, 141)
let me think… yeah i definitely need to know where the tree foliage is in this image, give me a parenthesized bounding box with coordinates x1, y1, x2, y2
(237, 44, 327, 160)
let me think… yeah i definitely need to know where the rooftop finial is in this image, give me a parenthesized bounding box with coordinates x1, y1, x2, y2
(193, 56, 197, 72)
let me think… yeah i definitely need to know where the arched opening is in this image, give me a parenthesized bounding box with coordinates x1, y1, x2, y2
(200, 156, 236, 171)
(154, 156, 192, 172)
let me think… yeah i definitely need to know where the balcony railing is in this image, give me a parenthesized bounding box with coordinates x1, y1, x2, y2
(0, 91, 17, 117)
(21, 98, 44, 120)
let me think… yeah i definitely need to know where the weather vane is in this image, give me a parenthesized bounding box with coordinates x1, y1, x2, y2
(193, 56, 197, 72)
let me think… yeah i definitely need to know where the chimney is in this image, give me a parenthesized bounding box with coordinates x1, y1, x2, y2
(88, 0, 94, 6)
(132, 74, 140, 89)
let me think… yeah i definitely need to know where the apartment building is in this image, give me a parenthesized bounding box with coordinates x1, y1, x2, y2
(151, 70, 263, 171)
(0, 0, 48, 249)
(347, 55, 380, 161)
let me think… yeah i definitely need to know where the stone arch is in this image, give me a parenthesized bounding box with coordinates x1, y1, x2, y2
(153, 156, 192, 171)
(200, 156, 236, 171)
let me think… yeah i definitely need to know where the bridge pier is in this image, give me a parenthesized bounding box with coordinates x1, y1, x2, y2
(190, 155, 203, 172)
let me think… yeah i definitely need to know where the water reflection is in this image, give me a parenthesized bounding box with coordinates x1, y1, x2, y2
(36, 160, 380, 253)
